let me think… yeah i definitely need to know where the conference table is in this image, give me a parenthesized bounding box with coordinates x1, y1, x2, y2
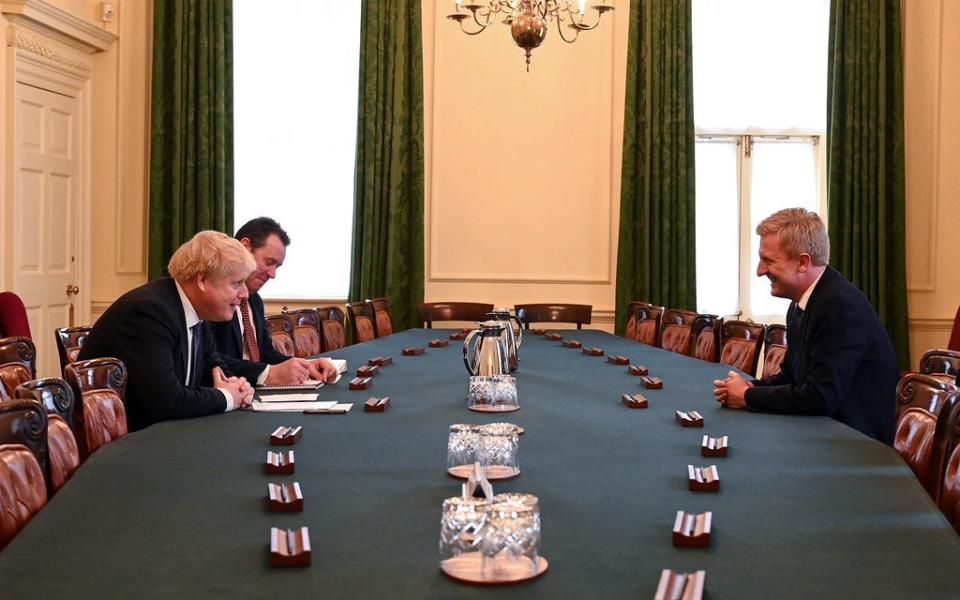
(1, 329, 959, 598)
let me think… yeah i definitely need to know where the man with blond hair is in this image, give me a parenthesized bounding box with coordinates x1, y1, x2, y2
(712, 208, 899, 444)
(79, 231, 257, 430)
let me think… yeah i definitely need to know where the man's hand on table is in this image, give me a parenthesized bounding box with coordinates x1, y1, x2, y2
(712, 370, 752, 409)
(213, 366, 254, 409)
(265, 358, 316, 384)
(308, 358, 339, 383)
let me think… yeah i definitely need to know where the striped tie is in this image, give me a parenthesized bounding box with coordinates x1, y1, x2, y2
(239, 298, 260, 362)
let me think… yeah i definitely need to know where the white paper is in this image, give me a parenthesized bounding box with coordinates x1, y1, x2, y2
(251, 400, 337, 412)
(258, 393, 319, 403)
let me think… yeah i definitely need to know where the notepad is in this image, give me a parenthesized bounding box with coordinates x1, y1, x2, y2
(252, 400, 337, 412)
(258, 393, 320, 403)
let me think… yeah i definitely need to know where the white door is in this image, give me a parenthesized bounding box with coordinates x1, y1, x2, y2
(13, 82, 81, 378)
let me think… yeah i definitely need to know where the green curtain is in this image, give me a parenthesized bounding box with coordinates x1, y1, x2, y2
(827, 0, 909, 368)
(149, 0, 233, 279)
(349, 1, 425, 332)
(615, 0, 696, 334)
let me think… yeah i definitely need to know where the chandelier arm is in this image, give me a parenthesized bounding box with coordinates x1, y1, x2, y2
(458, 20, 491, 36)
(471, 6, 499, 29)
(556, 15, 581, 43)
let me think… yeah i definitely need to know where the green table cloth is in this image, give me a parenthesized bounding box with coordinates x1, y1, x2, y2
(1, 329, 958, 599)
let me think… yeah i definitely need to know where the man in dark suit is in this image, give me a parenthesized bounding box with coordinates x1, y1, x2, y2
(79, 231, 256, 430)
(210, 217, 337, 385)
(712, 208, 899, 444)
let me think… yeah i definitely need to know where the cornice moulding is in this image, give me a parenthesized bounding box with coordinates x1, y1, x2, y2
(1, 0, 116, 52)
(11, 26, 91, 71)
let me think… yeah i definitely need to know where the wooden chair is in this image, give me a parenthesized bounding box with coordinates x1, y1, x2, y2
(625, 301, 663, 345)
(0, 291, 32, 338)
(64, 358, 128, 459)
(346, 302, 377, 344)
(896, 373, 958, 420)
(514, 304, 592, 330)
(264, 314, 296, 357)
(55, 325, 92, 374)
(284, 308, 322, 358)
(718, 320, 766, 375)
(936, 392, 960, 531)
(367, 297, 394, 337)
(0, 399, 48, 549)
(691, 314, 721, 363)
(919, 349, 960, 378)
(762, 324, 788, 378)
(0, 336, 36, 397)
(15, 378, 80, 495)
(316, 306, 346, 351)
(658, 308, 697, 356)
(417, 302, 494, 328)
(895, 406, 940, 499)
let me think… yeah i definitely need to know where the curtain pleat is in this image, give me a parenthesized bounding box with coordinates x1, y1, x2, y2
(148, 0, 233, 278)
(616, 0, 696, 335)
(827, 0, 909, 368)
(349, 1, 425, 332)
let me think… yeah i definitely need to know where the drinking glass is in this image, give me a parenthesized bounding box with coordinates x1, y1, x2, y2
(482, 494, 541, 577)
(446, 424, 481, 477)
(439, 496, 488, 561)
(477, 422, 520, 479)
(467, 375, 519, 411)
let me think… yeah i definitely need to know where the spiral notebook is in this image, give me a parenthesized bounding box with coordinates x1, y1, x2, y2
(255, 359, 348, 392)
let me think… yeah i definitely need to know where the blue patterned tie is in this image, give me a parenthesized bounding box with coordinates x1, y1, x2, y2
(189, 322, 203, 387)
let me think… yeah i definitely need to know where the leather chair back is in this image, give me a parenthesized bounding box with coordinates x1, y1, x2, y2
(625, 302, 663, 345)
(515, 304, 592, 330)
(939, 444, 960, 533)
(0, 336, 36, 394)
(762, 324, 788, 378)
(14, 378, 80, 494)
(346, 302, 377, 344)
(896, 373, 957, 420)
(417, 302, 494, 328)
(0, 442, 46, 550)
(367, 298, 393, 337)
(285, 309, 322, 357)
(55, 326, 92, 374)
(719, 320, 766, 375)
(919, 349, 960, 378)
(317, 306, 346, 351)
(264, 314, 296, 357)
(64, 358, 128, 459)
(691, 315, 720, 362)
(659, 308, 697, 355)
(0, 363, 32, 398)
(894, 407, 937, 490)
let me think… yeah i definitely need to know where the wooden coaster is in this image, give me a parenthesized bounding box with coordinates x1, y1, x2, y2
(447, 464, 520, 481)
(561, 339, 582, 349)
(544, 333, 563, 341)
(357, 365, 379, 377)
(582, 347, 604, 357)
(441, 552, 548, 585)
(349, 376, 373, 390)
(364, 396, 390, 412)
(429, 338, 450, 348)
(269, 425, 302, 446)
(402, 347, 425, 356)
(607, 355, 629, 365)
(640, 375, 663, 389)
(368, 356, 393, 366)
(621, 393, 648, 409)
(628, 364, 649, 376)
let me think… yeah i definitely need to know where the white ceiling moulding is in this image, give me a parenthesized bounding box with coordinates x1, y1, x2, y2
(1, 0, 116, 54)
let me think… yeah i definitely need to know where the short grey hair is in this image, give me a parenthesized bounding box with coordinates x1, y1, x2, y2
(756, 208, 830, 265)
(168, 231, 256, 283)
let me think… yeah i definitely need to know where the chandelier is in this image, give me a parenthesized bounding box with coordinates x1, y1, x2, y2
(447, 0, 615, 72)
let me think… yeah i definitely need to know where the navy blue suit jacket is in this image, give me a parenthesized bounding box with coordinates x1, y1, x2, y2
(745, 266, 899, 444)
(209, 292, 289, 382)
(77, 277, 227, 431)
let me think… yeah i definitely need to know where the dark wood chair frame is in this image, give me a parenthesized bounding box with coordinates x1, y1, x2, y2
(514, 304, 592, 330)
(658, 308, 698, 354)
(417, 302, 495, 328)
(283, 308, 323, 357)
(0, 398, 49, 491)
(346, 302, 378, 344)
(55, 326, 92, 375)
(64, 357, 128, 460)
(627, 301, 663, 345)
(691, 314, 721, 362)
(316, 305, 346, 352)
(366, 297, 393, 338)
(14, 378, 77, 495)
(264, 314, 296, 357)
(920, 349, 960, 378)
(718, 319, 766, 375)
(0, 335, 36, 379)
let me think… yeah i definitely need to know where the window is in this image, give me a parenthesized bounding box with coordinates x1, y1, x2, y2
(233, 0, 361, 299)
(692, 0, 829, 321)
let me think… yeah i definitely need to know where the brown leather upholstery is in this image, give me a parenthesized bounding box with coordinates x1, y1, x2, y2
(0, 442, 47, 550)
(264, 314, 296, 357)
(14, 378, 79, 494)
(515, 304, 592, 329)
(81, 389, 127, 454)
(659, 309, 697, 355)
(894, 407, 937, 489)
(317, 306, 346, 351)
(0, 399, 48, 478)
(55, 325, 92, 374)
(64, 358, 128, 459)
(417, 302, 495, 328)
(624, 302, 663, 345)
(346, 302, 377, 344)
(940, 444, 960, 532)
(0, 363, 32, 398)
(719, 320, 766, 375)
(762, 324, 788, 378)
(285, 309, 322, 357)
(691, 315, 720, 362)
(896, 373, 958, 420)
(920, 349, 960, 378)
(0, 336, 36, 379)
(367, 298, 394, 337)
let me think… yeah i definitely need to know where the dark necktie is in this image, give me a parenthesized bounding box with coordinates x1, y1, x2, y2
(239, 299, 260, 362)
(189, 322, 203, 388)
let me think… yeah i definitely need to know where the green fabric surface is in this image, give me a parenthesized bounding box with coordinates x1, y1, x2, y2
(148, 0, 234, 278)
(1, 330, 958, 599)
(827, 0, 910, 369)
(616, 0, 697, 335)
(348, 1, 425, 333)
